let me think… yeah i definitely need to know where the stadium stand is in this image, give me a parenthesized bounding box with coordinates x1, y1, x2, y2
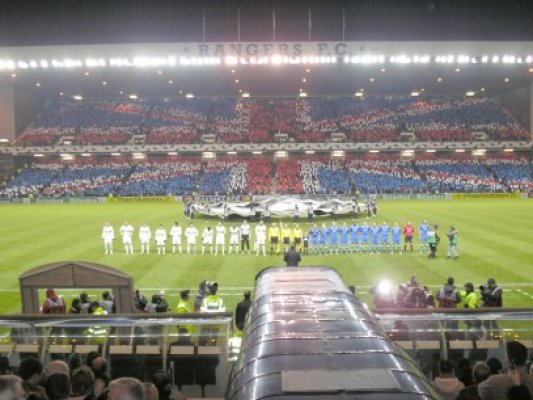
(16, 96, 529, 146)
(3, 154, 532, 198)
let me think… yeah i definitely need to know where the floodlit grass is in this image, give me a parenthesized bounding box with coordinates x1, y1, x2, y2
(0, 199, 532, 315)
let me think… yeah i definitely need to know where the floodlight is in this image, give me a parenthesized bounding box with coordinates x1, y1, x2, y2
(492, 55, 500, 63)
(481, 55, 489, 63)
(202, 151, 216, 158)
(355, 92, 364, 97)
(40, 60, 49, 68)
(401, 150, 414, 157)
(299, 92, 308, 97)
(332, 150, 345, 157)
(111, 152, 121, 156)
(241, 93, 250, 98)
(73, 95, 83, 101)
(81, 153, 91, 157)
(185, 93, 194, 98)
(305, 150, 315, 154)
(376, 280, 392, 296)
(275, 151, 288, 158)
(369, 150, 380, 153)
(410, 91, 420, 97)
(252, 151, 262, 155)
(503, 148, 514, 152)
(426, 149, 436, 153)
(0, 138, 9, 143)
(227, 151, 237, 155)
(129, 94, 138, 100)
(167, 151, 178, 156)
(465, 91, 475, 97)
(455, 149, 465, 153)
(33, 153, 44, 157)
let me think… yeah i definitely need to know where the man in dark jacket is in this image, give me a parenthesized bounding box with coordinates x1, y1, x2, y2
(284, 245, 301, 266)
(235, 291, 252, 331)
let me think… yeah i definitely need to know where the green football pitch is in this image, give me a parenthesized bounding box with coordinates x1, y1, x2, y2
(0, 198, 532, 315)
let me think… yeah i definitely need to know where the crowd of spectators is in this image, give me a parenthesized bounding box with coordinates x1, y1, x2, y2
(16, 96, 529, 146)
(0, 351, 188, 400)
(1, 154, 531, 198)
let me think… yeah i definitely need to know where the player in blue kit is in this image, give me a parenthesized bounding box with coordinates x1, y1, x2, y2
(392, 222, 402, 254)
(339, 223, 350, 254)
(370, 223, 380, 254)
(419, 220, 429, 254)
(319, 223, 329, 255)
(350, 222, 360, 254)
(309, 224, 319, 255)
(360, 222, 370, 253)
(380, 222, 390, 254)
(329, 222, 339, 255)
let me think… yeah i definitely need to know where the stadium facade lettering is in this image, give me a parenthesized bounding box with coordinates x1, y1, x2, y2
(195, 42, 349, 57)
(451, 193, 521, 199)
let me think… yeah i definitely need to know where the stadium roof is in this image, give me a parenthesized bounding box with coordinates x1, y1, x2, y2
(2, 0, 533, 46)
(2, 41, 533, 97)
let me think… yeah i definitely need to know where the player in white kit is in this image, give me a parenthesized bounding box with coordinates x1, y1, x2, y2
(255, 220, 267, 256)
(215, 222, 226, 255)
(139, 222, 152, 254)
(119, 222, 134, 255)
(202, 226, 214, 255)
(169, 221, 183, 254)
(184, 223, 199, 255)
(102, 223, 115, 255)
(229, 225, 240, 254)
(155, 225, 167, 255)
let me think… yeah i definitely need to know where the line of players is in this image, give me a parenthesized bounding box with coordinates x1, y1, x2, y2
(101, 219, 433, 256)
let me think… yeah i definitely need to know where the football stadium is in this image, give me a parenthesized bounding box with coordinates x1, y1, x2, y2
(0, 1, 532, 399)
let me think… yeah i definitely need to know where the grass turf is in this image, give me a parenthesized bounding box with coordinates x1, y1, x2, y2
(0, 198, 532, 316)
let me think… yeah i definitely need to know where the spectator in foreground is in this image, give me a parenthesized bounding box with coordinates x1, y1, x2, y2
(45, 372, 69, 400)
(143, 382, 159, 400)
(0, 356, 12, 375)
(432, 359, 465, 400)
(456, 361, 491, 400)
(108, 377, 145, 400)
(0, 375, 25, 400)
(69, 366, 94, 400)
(478, 341, 533, 400)
(18, 357, 46, 398)
(284, 245, 301, 267)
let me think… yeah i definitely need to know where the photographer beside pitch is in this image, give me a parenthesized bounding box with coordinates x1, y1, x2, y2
(480, 278, 503, 337)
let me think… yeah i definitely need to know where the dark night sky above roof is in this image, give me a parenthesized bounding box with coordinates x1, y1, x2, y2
(2, 0, 533, 46)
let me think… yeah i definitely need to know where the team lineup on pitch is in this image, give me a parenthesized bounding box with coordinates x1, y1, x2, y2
(101, 218, 454, 257)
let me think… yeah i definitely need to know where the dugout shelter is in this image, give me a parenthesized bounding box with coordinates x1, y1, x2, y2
(19, 261, 134, 314)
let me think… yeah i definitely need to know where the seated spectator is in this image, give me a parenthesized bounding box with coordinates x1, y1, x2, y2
(432, 359, 465, 400)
